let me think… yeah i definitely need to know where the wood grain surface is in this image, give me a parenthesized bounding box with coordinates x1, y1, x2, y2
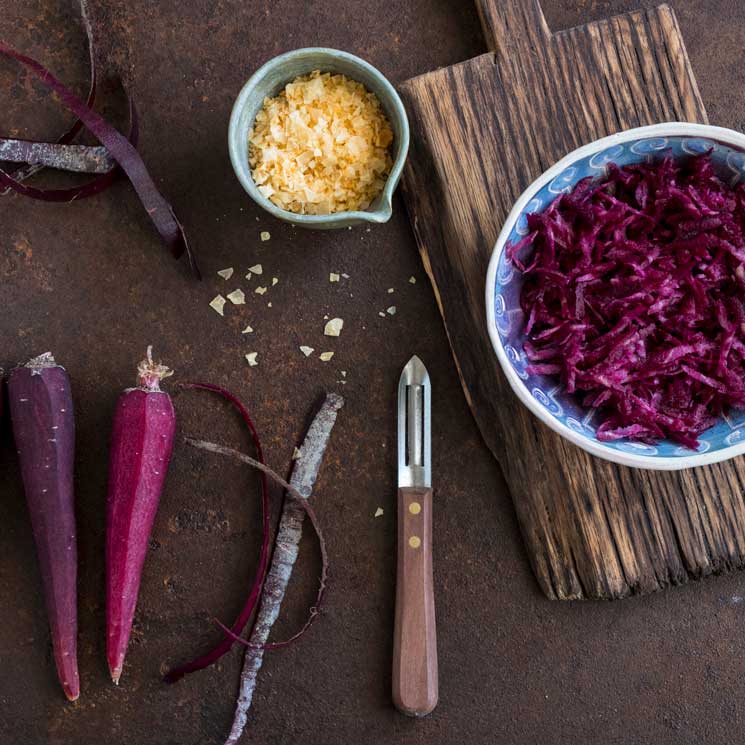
(392, 486, 438, 716)
(396, 0, 734, 600)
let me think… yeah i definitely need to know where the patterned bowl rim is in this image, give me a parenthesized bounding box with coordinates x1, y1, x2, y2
(485, 122, 745, 471)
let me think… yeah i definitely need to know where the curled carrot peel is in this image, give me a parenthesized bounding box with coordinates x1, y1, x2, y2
(0, 0, 199, 277)
(163, 383, 271, 683)
(185, 438, 330, 651)
(1, 0, 96, 193)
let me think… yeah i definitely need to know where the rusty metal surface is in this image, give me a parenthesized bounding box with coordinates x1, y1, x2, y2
(1, 1, 744, 743)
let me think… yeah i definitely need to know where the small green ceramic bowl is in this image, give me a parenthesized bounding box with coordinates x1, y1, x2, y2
(228, 47, 410, 229)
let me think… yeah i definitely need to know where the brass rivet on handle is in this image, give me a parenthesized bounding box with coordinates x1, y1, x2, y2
(409, 535, 421, 549)
(409, 501, 422, 515)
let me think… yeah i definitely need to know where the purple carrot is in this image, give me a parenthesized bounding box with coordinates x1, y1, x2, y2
(8, 353, 79, 701)
(106, 347, 176, 684)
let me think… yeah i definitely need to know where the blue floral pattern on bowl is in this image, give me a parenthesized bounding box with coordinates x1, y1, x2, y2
(490, 127, 745, 465)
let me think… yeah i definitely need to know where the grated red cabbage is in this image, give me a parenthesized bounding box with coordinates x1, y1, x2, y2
(508, 153, 745, 449)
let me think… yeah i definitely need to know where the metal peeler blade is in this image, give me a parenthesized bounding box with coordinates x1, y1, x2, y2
(397, 355, 431, 488)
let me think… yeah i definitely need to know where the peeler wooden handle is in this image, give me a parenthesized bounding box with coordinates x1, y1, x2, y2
(392, 485, 438, 717)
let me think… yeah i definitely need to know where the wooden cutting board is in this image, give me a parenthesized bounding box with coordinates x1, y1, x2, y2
(396, 1, 745, 600)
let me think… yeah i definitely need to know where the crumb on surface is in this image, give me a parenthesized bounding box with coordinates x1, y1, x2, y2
(209, 295, 226, 316)
(324, 317, 344, 337)
(227, 289, 246, 305)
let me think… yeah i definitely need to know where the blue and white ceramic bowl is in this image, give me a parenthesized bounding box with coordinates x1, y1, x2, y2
(486, 122, 745, 470)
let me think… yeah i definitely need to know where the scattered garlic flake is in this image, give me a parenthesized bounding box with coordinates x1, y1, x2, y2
(217, 267, 234, 280)
(227, 289, 246, 305)
(292, 447, 303, 460)
(342, 273, 350, 279)
(248, 71, 393, 215)
(324, 317, 344, 337)
(245, 352, 258, 367)
(387, 288, 395, 294)
(341, 371, 347, 377)
(255, 286, 268, 295)
(209, 295, 227, 316)
(272, 277, 279, 286)
(378, 311, 386, 318)
(319, 352, 334, 362)
(260, 231, 271, 242)
(267, 302, 272, 307)
(248, 264, 263, 275)
(329, 272, 340, 283)
(245, 272, 253, 281)
(387, 306, 397, 315)
(374, 507, 384, 518)
(409, 276, 417, 284)
(300, 346, 314, 357)
(241, 325, 254, 334)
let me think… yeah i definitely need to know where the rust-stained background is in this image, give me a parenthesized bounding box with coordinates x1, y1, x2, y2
(1, 2, 745, 743)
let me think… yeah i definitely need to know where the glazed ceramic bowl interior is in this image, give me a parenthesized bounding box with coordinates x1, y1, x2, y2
(228, 47, 409, 229)
(486, 122, 745, 470)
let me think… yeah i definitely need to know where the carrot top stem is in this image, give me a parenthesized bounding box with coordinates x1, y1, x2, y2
(136, 346, 173, 391)
(25, 351, 58, 369)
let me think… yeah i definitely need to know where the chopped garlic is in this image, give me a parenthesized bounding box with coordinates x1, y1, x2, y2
(374, 507, 384, 518)
(341, 371, 347, 377)
(387, 288, 395, 294)
(255, 286, 267, 295)
(329, 272, 340, 283)
(227, 289, 245, 305)
(272, 277, 279, 286)
(241, 325, 254, 334)
(378, 311, 386, 318)
(245, 352, 258, 367)
(342, 273, 350, 279)
(409, 276, 417, 284)
(260, 231, 271, 242)
(245, 272, 253, 281)
(300, 346, 314, 357)
(324, 318, 344, 337)
(217, 267, 234, 280)
(248, 264, 263, 275)
(249, 70, 393, 215)
(387, 306, 397, 315)
(319, 352, 334, 362)
(209, 295, 226, 316)
(292, 447, 303, 460)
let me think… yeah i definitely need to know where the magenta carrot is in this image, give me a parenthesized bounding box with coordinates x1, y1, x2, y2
(8, 353, 79, 701)
(106, 347, 176, 684)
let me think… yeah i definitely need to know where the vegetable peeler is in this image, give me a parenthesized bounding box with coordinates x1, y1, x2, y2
(393, 355, 437, 716)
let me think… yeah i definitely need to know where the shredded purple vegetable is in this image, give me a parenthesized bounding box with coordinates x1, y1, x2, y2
(508, 153, 745, 449)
